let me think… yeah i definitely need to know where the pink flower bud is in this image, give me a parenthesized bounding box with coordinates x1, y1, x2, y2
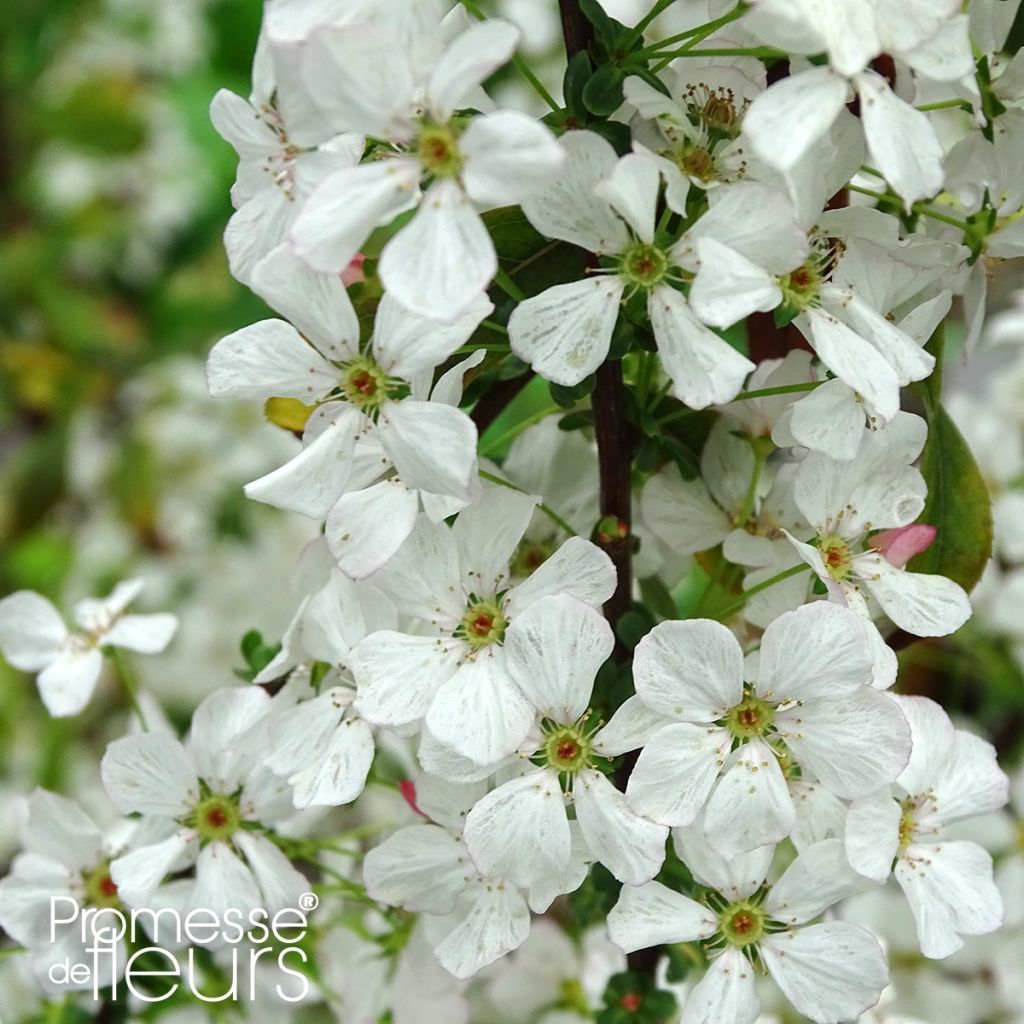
(870, 524, 936, 568)
(399, 779, 427, 818)
(340, 253, 366, 287)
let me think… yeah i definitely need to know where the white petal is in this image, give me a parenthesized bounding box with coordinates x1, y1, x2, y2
(632, 619, 744, 723)
(520, 130, 631, 253)
(801, 308, 901, 422)
(790, 780, 849, 851)
(380, 179, 496, 320)
(680, 947, 760, 1024)
(101, 733, 198, 816)
(302, 23, 416, 137)
(761, 921, 888, 1024)
(743, 66, 849, 171)
(428, 19, 518, 120)
(0, 591, 68, 671)
(37, 649, 103, 717)
(929, 729, 1008, 824)
(626, 723, 728, 827)
(783, 380, 865, 461)
(593, 695, 674, 757)
(856, 72, 944, 206)
(23, 790, 103, 872)
(246, 409, 361, 518)
(608, 880, 716, 954)
(326, 479, 420, 580)
(265, 689, 344, 777)
(188, 687, 271, 791)
(504, 536, 616, 617)
(378, 400, 478, 499)
(858, 555, 971, 637)
(206, 319, 337, 401)
(290, 715, 375, 808)
(363, 824, 467, 915)
(650, 285, 754, 410)
(464, 769, 570, 888)
(224, 185, 292, 285)
(508, 277, 624, 387)
(896, 840, 1003, 958)
(778, 687, 911, 799)
(758, 602, 873, 701)
(673, 819, 773, 899)
(703, 740, 796, 858)
(110, 834, 190, 907)
(894, 695, 955, 796)
(209, 88, 276, 157)
(820, 287, 934, 386)
(450, 485, 538, 592)
(292, 159, 421, 274)
(573, 768, 667, 884)
(425, 655, 536, 766)
(845, 789, 900, 882)
(250, 244, 360, 361)
(766, 839, 875, 925)
(434, 884, 531, 980)
(234, 832, 309, 913)
(503, 594, 613, 720)
(373, 290, 493, 380)
(689, 237, 782, 329)
(592, 151, 660, 243)
(460, 110, 564, 207)
(188, 842, 262, 921)
(639, 465, 732, 555)
(102, 614, 177, 654)
(351, 631, 461, 727)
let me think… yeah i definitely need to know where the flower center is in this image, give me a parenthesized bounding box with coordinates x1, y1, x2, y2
(619, 242, 670, 289)
(541, 719, 595, 775)
(724, 691, 775, 740)
(340, 356, 397, 412)
(898, 799, 918, 854)
(719, 899, 766, 948)
(416, 123, 463, 178)
(819, 533, 853, 581)
(620, 992, 643, 1012)
(511, 539, 554, 579)
(82, 862, 122, 910)
(679, 144, 715, 182)
(193, 792, 241, 843)
(456, 597, 508, 651)
(779, 260, 823, 311)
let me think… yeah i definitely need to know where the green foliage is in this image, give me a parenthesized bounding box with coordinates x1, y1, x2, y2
(598, 972, 678, 1024)
(234, 630, 282, 683)
(910, 403, 993, 591)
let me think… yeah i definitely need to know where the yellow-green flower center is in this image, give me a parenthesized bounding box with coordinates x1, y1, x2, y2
(898, 800, 918, 854)
(725, 693, 775, 740)
(82, 862, 121, 910)
(779, 260, 823, 310)
(619, 242, 670, 289)
(341, 356, 397, 412)
(192, 792, 241, 843)
(719, 899, 766, 948)
(543, 723, 592, 774)
(456, 597, 508, 651)
(416, 123, 463, 178)
(819, 533, 853, 581)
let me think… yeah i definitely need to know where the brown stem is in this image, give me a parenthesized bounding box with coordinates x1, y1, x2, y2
(470, 370, 533, 433)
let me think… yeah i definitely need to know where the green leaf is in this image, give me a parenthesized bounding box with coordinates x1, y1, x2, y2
(482, 207, 583, 297)
(909, 403, 993, 591)
(582, 63, 627, 116)
(550, 375, 597, 408)
(563, 50, 593, 123)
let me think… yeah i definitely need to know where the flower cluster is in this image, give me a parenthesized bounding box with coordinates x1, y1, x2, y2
(2, 1, 1024, 1022)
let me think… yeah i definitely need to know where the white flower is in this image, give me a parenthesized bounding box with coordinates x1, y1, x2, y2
(0, 791, 130, 994)
(291, 17, 564, 318)
(101, 687, 309, 922)
(742, 0, 961, 204)
(619, 602, 910, 857)
(210, 34, 363, 283)
(463, 594, 668, 886)
(363, 776, 584, 980)
(785, 413, 972, 645)
(207, 246, 490, 575)
(509, 133, 757, 408)
(349, 490, 615, 767)
(609, 834, 887, 1024)
(844, 695, 1008, 959)
(0, 579, 177, 717)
